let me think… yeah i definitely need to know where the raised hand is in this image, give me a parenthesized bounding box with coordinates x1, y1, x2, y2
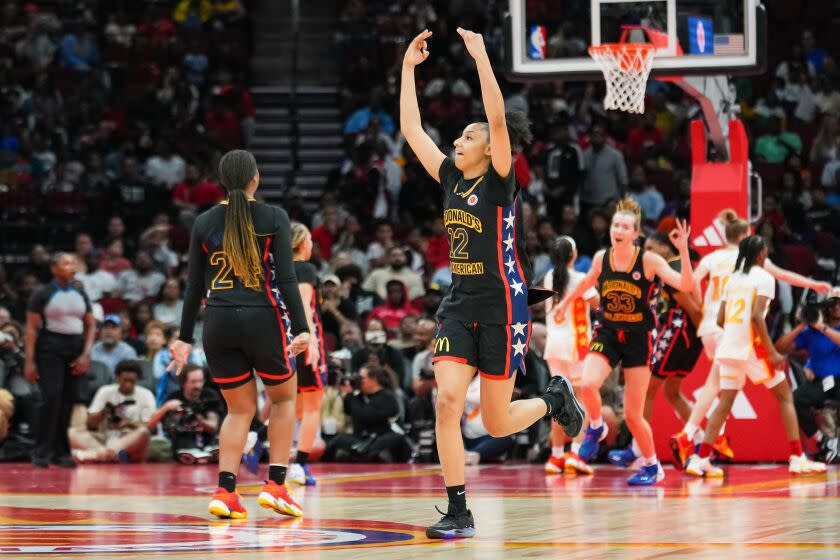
(403, 29, 432, 68)
(456, 27, 488, 61)
(669, 219, 692, 252)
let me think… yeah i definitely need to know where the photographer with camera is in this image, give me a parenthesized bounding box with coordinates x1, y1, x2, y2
(350, 318, 407, 384)
(148, 364, 222, 464)
(70, 360, 155, 463)
(321, 364, 410, 462)
(776, 293, 840, 461)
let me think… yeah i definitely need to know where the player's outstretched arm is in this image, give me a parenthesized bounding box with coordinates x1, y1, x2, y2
(458, 27, 511, 177)
(764, 260, 831, 293)
(558, 249, 604, 315)
(400, 29, 446, 182)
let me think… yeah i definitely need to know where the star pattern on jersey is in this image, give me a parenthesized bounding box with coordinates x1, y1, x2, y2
(504, 234, 515, 252)
(510, 279, 524, 296)
(512, 339, 526, 356)
(672, 317, 684, 328)
(505, 257, 516, 274)
(512, 322, 528, 337)
(504, 211, 515, 230)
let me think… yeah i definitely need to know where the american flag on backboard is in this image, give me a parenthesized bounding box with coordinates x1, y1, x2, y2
(713, 34, 744, 55)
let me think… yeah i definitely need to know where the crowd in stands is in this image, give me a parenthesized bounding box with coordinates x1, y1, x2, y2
(1, 1, 840, 465)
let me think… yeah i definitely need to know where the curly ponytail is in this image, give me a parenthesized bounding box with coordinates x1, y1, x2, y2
(479, 110, 533, 149)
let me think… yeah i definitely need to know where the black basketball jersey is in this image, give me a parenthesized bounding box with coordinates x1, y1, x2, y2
(436, 157, 533, 325)
(179, 199, 309, 343)
(294, 260, 328, 374)
(597, 246, 657, 332)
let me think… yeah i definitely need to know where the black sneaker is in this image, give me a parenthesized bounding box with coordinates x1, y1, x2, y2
(31, 455, 50, 469)
(425, 506, 476, 539)
(52, 455, 77, 469)
(543, 376, 585, 437)
(820, 436, 839, 464)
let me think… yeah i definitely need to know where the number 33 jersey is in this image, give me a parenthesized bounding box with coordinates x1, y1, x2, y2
(715, 266, 775, 361)
(436, 157, 533, 325)
(597, 247, 657, 332)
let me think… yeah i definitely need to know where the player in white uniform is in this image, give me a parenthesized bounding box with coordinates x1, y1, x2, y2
(685, 235, 826, 476)
(670, 210, 831, 468)
(543, 237, 599, 475)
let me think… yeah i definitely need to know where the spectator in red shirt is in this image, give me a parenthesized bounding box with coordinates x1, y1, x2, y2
(368, 280, 421, 337)
(204, 95, 242, 151)
(627, 113, 663, 163)
(311, 205, 342, 260)
(172, 162, 224, 227)
(99, 238, 132, 275)
(425, 216, 449, 271)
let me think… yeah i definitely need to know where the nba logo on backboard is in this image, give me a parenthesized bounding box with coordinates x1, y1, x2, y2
(528, 26, 546, 60)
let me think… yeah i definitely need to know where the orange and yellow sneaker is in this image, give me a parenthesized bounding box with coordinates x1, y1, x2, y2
(669, 431, 693, 470)
(208, 488, 247, 520)
(564, 452, 594, 475)
(544, 455, 566, 474)
(713, 435, 735, 462)
(257, 481, 303, 517)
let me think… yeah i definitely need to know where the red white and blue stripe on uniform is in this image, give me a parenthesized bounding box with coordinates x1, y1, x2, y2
(483, 203, 531, 379)
(262, 238, 297, 378)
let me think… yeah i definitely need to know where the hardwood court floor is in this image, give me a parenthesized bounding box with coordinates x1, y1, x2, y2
(0, 462, 837, 559)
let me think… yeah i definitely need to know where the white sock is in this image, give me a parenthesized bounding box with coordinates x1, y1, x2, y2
(814, 431, 824, 443)
(644, 455, 658, 467)
(631, 439, 642, 457)
(571, 441, 582, 454)
(590, 417, 603, 430)
(684, 422, 698, 440)
(552, 446, 564, 459)
(693, 429, 705, 445)
(720, 421, 727, 435)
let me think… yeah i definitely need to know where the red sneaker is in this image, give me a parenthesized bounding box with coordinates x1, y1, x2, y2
(669, 431, 693, 470)
(544, 455, 566, 474)
(208, 488, 247, 520)
(257, 481, 303, 517)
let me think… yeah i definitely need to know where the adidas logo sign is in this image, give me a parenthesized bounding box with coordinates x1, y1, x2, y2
(693, 218, 727, 248)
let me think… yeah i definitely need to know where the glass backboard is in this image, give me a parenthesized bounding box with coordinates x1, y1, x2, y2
(505, 0, 766, 79)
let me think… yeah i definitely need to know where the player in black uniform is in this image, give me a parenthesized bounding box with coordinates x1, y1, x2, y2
(168, 149, 310, 520)
(607, 231, 703, 468)
(558, 199, 693, 485)
(401, 28, 584, 538)
(288, 222, 326, 487)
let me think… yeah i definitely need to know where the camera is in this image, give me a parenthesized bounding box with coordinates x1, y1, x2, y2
(105, 400, 135, 428)
(340, 371, 360, 389)
(163, 401, 204, 434)
(803, 301, 823, 326)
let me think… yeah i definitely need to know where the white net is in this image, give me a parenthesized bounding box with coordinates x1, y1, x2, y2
(588, 44, 656, 114)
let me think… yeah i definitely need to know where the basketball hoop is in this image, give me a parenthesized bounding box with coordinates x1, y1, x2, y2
(588, 43, 656, 114)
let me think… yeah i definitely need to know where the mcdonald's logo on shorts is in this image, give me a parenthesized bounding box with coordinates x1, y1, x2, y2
(435, 337, 450, 353)
(590, 342, 604, 353)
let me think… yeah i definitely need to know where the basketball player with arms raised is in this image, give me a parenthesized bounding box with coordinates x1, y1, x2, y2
(401, 28, 584, 538)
